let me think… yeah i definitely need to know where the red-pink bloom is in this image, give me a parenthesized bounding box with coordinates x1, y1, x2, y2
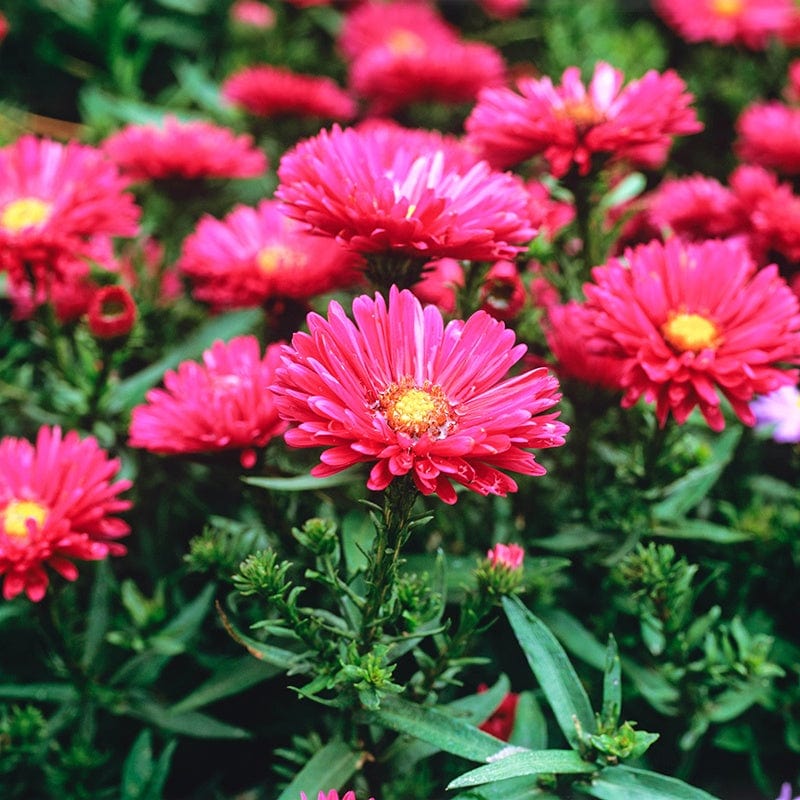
(221, 65, 356, 120)
(545, 301, 626, 392)
(271, 287, 567, 504)
(478, 0, 527, 19)
(276, 124, 535, 261)
(179, 200, 364, 310)
(348, 33, 505, 116)
(0, 136, 139, 300)
(300, 792, 373, 800)
(129, 337, 288, 468)
(230, 0, 275, 28)
(487, 542, 524, 570)
(526, 180, 575, 239)
(653, 0, 795, 49)
(412, 258, 465, 314)
(480, 260, 526, 321)
(0, 12, 9, 44)
(0, 426, 131, 602)
(102, 116, 267, 182)
(477, 683, 520, 741)
(465, 61, 701, 176)
(785, 59, 800, 104)
(582, 238, 800, 430)
(736, 101, 800, 175)
(87, 285, 137, 339)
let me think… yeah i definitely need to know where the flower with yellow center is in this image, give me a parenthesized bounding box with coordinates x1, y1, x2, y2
(557, 98, 605, 129)
(377, 376, 455, 440)
(662, 311, 721, 353)
(257, 244, 303, 274)
(1, 499, 48, 538)
(1, 197, 51, 233)
(387, 29, 427, 57)
(711, 0, 743, 17)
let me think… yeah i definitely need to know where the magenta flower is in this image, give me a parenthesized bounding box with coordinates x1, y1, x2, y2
(271, 287, 568, 504)
(487, 543, 525, 570)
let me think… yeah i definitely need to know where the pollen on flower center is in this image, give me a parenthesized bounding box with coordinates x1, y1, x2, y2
(377, 376, 455, 439)
(2, 499, 48, 538)
(257, 244, 303, 274)
(1, 197, 51, 232)
(387, 29, 427, 56)
(558, 99, 604, 129)
(711, 0, 743, 17)
(662, 312, 720, 352)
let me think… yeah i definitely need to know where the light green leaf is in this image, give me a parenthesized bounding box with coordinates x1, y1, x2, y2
(652, 519, 751, 544)
(510, 691, 548, 751)
(448, 749, 595, 789)
(243, 470, 363, 492)
(276, 739, 362, 800)
(602, 635, 621, 728)
(367, 694, 509, 763)
(502, 597, 596, 749)
(106, 309, 261, 413)
(578, 765, 721, 800)
(598, 173, 646, 212)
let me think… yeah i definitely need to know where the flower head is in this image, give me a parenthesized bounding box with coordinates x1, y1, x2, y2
(0, 426, 132, 601)
(179, 200, 363, 310)
(87, 285, 137, 339)
(0, 135, 139, 299)
(271, 287, 567, 504)
(230, 0, 275, 29)
(750, 385, 800, 442)
(653, 0, 795, 49)
(581, 238, 800, 430)
(102, 116, 267, 182)
(129, 336, 288, 468)
(480, 260, 526, 321)
(221, 65, 355, 120)
(300, 792, 373, 800)
(736, 101, 800, 175)
(276, 123, 535, 261)
(465, 61, 701, 176)
(487, 543, 525, 570)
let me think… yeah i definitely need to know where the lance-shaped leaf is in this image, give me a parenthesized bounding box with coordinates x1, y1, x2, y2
(275, 739, 362, 800)
(502, 596, 596, 749)
(601, 634, 621, 729)
(578, 765, 722, 800)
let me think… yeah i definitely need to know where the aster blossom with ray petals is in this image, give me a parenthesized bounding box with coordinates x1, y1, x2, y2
(465, 61, 701, 176)
(0, 135, 140, 300)
(275, 124, 535, 261)
(129, 336, 288, 468)
(178, 200, 364, 310)
(736, 101, 800, 175)
(221, 65, 355, 120)
(102, 116, 267, 182)
(271, 287, 568, 504)
(300, 791, 374, 800)
(581, 238, 800, 431)
(0, 426, 132, 602)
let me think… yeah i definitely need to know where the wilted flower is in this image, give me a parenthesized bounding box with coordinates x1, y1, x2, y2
(582, 238, 800, 431)
(221, 65, 356, 120)
(465, 61, 701, 176)
(102, 116, 267, 182)
(480, 260, 526, 321)
(271, 287, 567, 504)
(0, 426, 132, 601)
(129, 337, 288, 469)
(751, 385, 800, 443)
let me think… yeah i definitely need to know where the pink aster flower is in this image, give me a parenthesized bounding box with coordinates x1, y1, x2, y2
(271, 287, 568, 504)
(179, 199, 363, 310)
(480, 260, 526, 321)
(0, 426, 132, 602)
(581, 238, 800, 431)
(348, 32, 505, 116)
(736, 101, 800, 175)
(129, 336, 287, 469)
(478, 0, 527, 19)
(652, 0, 795, 49)
(102, 116, 267, 182)
(785, 59, 800, 104)
(230, 0, 275, 29)
(275, 124, 535, 261)
(221, 65, 356, 120)
(0, 135, 139, 301)
(300, 792, 373, 800)
(411, 257, 465, 314)
(465, 61, 701, 176)
(751, 385, 800, 442)
(487, 542, 525, 570)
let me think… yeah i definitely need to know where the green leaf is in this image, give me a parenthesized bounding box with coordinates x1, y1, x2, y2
(169, 655, 281, 714)
(243, 470, 362, 492)
(452, 782, 558, 800)
(652, 519, 752, 544)
(0, 683, 78, 703)
(651, 427, 741, 521)
(121, 730, 155, 800)
(510, 691, 548, 751)
(601, 635, 621, 728)
(173, 60, 237, 120)
(578, 765, 721, 800)
(598, 172, 646, 212)
(367, 694, 509, 763)
(448, 749, 595, 789)
(706, 683, 768, 723)
(106, 309, 261, 413)
(124, 694, 250, 739)
(82, 560, 115, 670)
(275, 739, 362, 800)
(502, 597, 596, 749)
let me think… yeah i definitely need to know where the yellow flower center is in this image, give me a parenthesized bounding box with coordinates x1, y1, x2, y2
(387, 29, 427, 56)
(558, 98, 604, 129)
(377, 377, 455, 439)
(662, 312, 720, 353)
(2, 499, 48, 538)
(1, 197, 51, 232)
(257, 245, 303, 274)
(711, 0, 743, 17)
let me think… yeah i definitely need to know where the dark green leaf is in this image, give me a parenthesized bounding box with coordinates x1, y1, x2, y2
(275, 739, 362, 800)
(602, 635, 621, 728)
(510, 691, 548, 751)
(124, 695, 250, 739)
(578, 765, 721, 800)
(0, 683, 78, 703)
(652, 519, 752, 544)
(82, 560, 115, 670)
